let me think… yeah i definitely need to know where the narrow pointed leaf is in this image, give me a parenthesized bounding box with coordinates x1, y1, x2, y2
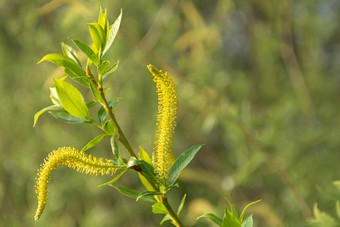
(55, 78, 91, 119)
(33, 105, 63, 127)
(139, 146, 152, 165)
(98, 8, 109, 34)
(49, 87, 62, 106)
(222, 208, 241, 227)
(88, 23, 105, 52)
(103, 10, 122, 55)
(104, 120, 115, 135)
(98, 60, 111, 75)
(160, 215, 171, 225)
(136, 191, 162, 202)
(239, 200, 261, 222)
(81, 134, 107, 152)
(167, 144, 204, 186)
(86, 100, 97, 108)
(98, 169, 127, 188)
(71, 38, 100, 65)
(102, 60, 119, 79)
(196, 213, 222, 226)
(64, 68, 90, 86)
(38, 53, 86, 77)
(177, 194, 187, 215)
(140, 160, 158, 185)
(110, 185, 156, 203)
(152, 202, 168, 214)
(226, 199, 239, 219)
(61, 42, 82, 67)
(110, 136, 124, 164)
(89, 80, 103, 103)
(138, 173, 155, 191)
(241, 216, 253, 227)
(49, 111, 90, 124)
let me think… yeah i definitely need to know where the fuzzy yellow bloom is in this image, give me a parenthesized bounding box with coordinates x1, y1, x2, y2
(148, 64, 177, 182)
(34, 147, 118, 221)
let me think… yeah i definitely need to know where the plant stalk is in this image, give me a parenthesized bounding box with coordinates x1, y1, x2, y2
(137, 170, 185, 227)
(162, 197, 185, 227)
(98, 85, 137, 159)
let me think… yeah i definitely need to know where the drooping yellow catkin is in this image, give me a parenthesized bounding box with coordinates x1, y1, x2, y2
(34, 147, 118, 221)
(147, 64, 177, 182)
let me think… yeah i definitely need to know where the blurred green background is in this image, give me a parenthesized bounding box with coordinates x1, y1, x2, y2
(1, 0, 339, 226)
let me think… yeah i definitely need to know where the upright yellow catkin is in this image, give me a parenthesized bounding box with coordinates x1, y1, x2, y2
(34, 147, 118, 221)
(147, 64, 177, 182)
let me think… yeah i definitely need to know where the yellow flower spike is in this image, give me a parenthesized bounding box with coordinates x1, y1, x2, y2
(147, 64, 177, 183)
(34, 147, 118, 221)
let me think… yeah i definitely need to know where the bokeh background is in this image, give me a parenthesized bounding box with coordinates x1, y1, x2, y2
(1, 0, 340, 226)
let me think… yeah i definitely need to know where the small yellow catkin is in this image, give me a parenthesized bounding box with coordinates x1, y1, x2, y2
(34, 147, 118, 221)
(147, 64, 177, 182)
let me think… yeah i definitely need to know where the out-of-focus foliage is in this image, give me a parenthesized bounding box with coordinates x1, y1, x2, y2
(0, 0, 339, 226)
(309, 181, 340, 227)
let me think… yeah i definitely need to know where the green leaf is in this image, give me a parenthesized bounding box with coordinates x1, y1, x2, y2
(103, 9, 122, 55)
(81, 134, 107, 152)
(241, 216, 253, 227)
(177, 194, 187, 216)
(98, 8, 109, 36)
(98, 60, 111, 75)
(110, 185, 156, 203)
(226, 199, 239, 219)
(33, 105, 62, 127)
(89, 23, 105, 48)
(88, 23, 105, 53)
(103, 120, 115, 135)
(167, 144, 204, 186)
(55, 78, 91, 119)
(140, 160, 158, 185)
(89, 80, 103, 103)
(139, 146, 152, 165)
(239, 200, 261, 222)
(49, 111, 90, 124)
(97, 169, 127, 188)
(222, 208, 241, 227)
(160, 215, 171, 225)
(110, 136, 123, 164)
(64, 68, 90, 86)
(152, 202, 168, 214)
(102, 60, 119, 80)
(138, 173, 155, 191)
(136, 191, 162, 202)
(38, 53, 86, 78)
(196, 213, 222, 226)
(138, 146, 154, 190)
(49, 87, 62, 106)
(71, 38, 100, 66)
(86, 100, 97, 108)
(61, 42, 82, 67)
(97, 99, 120, 124)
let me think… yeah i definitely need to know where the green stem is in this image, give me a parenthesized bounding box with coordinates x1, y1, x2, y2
(137, 170, 185, 227)
(162, 196, 185, 227)
(98, 86, 137, 159)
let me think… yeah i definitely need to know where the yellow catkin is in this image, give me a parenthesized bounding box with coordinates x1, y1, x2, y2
(34, 147, 118, 221)
(147, 64, 177, 182)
